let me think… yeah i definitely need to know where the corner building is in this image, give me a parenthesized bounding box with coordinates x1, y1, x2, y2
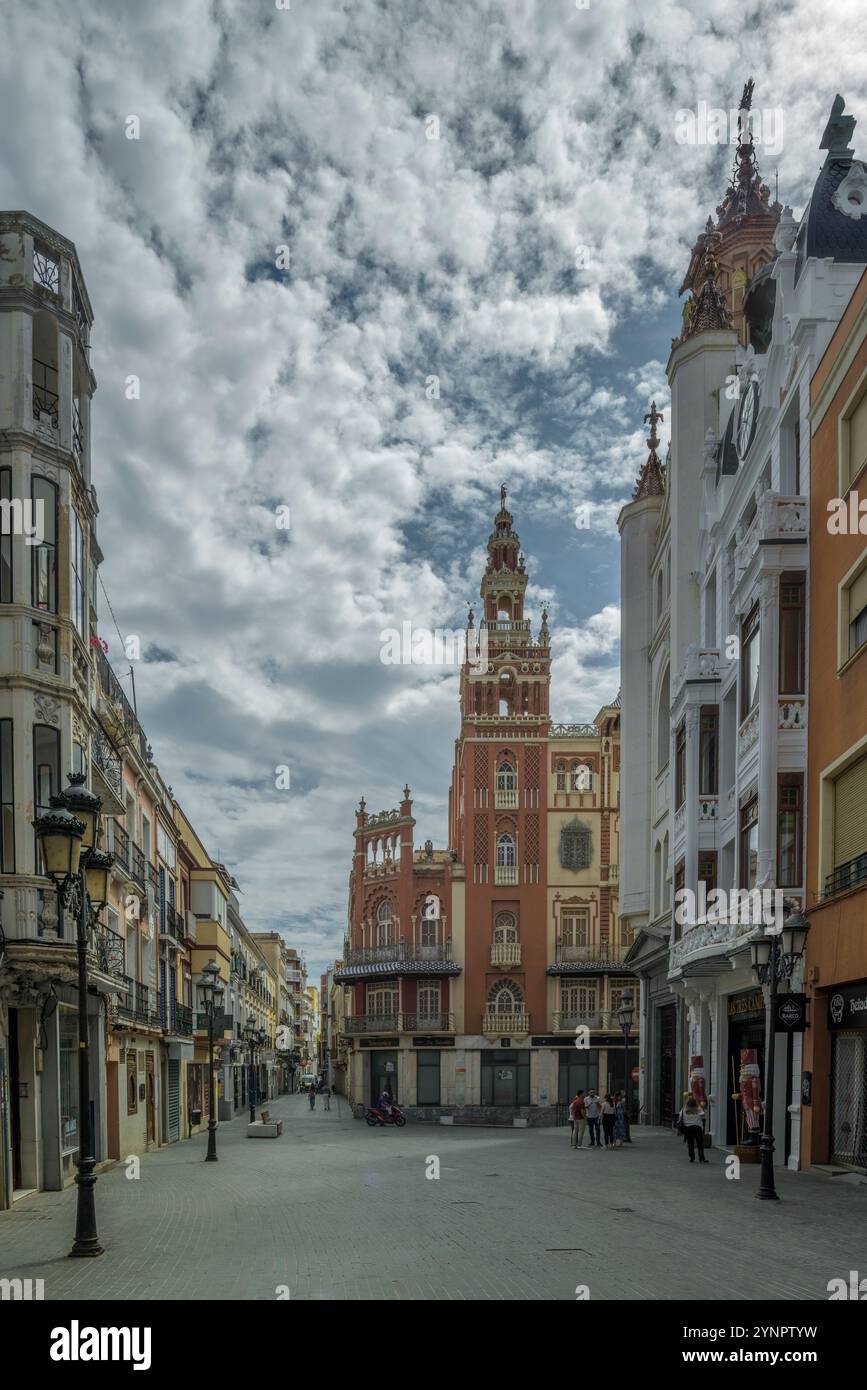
(338, 494, 633, 1121)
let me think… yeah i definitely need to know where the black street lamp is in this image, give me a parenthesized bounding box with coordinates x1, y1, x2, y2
(33, 772, 112, 1258)
(750, 909, 810, 1201)
(615, 988, 635, 1129)
(244, 1015, 266, 1122)
(199, 960, 224, 1162)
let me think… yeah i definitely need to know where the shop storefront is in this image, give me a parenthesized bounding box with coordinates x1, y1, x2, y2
(828, 980, 867, 1172)
(726, 989, 766, 1147)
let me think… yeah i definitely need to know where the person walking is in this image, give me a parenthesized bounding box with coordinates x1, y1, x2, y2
(308, 1083, 316, 1111)
(613, 1093, 628, 1148)
(569, 1090, 587, 1149)
(615, 1091, 632, 1143)
(322, 1083, 332, 1111)
(677, 1096, 708, 1163)
(601, 1094, 617, 1149)
(584, 1088, 602, 1147)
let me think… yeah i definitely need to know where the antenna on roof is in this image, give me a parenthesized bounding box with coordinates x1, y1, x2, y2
(774, 167, 779, 204)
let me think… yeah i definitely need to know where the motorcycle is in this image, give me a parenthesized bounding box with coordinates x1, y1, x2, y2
(365, 1103, 406, 1127)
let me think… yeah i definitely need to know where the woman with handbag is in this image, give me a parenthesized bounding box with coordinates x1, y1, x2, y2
(677, 1096, 708, 1163)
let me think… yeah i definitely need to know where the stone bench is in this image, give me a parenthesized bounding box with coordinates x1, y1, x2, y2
(247, 1120, 282, 1138)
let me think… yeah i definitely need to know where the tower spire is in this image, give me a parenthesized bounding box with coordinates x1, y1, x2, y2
(633, 402, 666, 499)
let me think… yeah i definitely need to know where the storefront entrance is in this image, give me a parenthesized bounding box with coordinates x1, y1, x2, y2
(727, 990, 766, 1147)
(481, 1050, 530, 1106)
(831, 1032, 867, 1170)
(658, 1002, 677, 1127)
(558, 1049, 599, 1104)
(370, 1051, 399, 1106)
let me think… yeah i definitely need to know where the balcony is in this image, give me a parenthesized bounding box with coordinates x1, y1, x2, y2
(481, 1011, 530, 1036)
(170, 1003, 194, 1037)
(130, 841, 147, 890)
(494, 788, 518, 809)
(116, 977, 159, 1028)
(490, 941, 521, 966)
(343, 1012, 455, 1035)
(552, 1011, 638, 1034)
(160, 903, 186, 946)
(94, 645, 150, 764)
(90, 926, 125, 982)
(111, 825, 131, 876)
(91, 728, 124, 814)
(494, 865, 518, 886)
(823, 852, 867, 901)
(550, 941, 629, 972)
(334, 941, 460, 981)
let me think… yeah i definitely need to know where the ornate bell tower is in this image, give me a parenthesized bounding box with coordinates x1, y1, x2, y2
(460, 485, 551, 726)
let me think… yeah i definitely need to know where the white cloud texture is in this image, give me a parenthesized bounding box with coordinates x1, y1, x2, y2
(2, 0, 865, 972)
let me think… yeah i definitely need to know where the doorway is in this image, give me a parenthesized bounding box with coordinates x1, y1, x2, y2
(145, 1055, 155, 1145)
(370, 1051, 399, 1106)
(658, 1003, 676, 1127)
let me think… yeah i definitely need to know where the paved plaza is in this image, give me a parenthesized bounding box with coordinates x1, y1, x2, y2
(1, 1092, 865, 1301)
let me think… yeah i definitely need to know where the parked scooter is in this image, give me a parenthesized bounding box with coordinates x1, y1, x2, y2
(365, 1103, 406, 1127)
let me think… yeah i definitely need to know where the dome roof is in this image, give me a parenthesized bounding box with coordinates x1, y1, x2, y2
(795, 97, 867, 277)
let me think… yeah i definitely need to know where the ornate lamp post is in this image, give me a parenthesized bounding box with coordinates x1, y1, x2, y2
(750, 909, 810, 1201)
(33, 772, 112, 1258)
(244, 1015, 266, 1122)
(615, 988, 635, 1127)
(199, 960, 224, 1162)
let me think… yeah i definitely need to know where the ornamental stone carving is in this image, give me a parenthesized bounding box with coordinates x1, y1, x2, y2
(34, 693, 60, 726)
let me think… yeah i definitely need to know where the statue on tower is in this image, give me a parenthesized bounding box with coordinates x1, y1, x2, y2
(500, 481, 507, 511)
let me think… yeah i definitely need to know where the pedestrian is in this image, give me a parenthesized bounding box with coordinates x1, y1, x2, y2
(584, 1088, 602, 1147)
(615, 1091, 632, 1143)
(613, 1093, 628, 1148)
(569, 1090, 587, 1149)
(322, 1083, 332, 1111)
(308, 1083, 316, 1111)
(677, 1096, 708, 1163)
(601, 1094, 617, 1149)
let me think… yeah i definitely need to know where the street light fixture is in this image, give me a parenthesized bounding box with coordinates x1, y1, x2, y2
(749, 908, 810, 1201)
(244, 1014, 266, 1122)
(615, 989, 635, 1131)
(33, 772, 111, 1258)
(200, 960, 224, 1162)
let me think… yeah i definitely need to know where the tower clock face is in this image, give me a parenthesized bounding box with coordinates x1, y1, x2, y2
(737, 378, 759, 461)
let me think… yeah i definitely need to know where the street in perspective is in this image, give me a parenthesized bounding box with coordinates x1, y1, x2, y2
(0, 0, 866, 1364)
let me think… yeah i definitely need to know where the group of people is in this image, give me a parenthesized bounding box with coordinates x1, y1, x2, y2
(305, 1078, 332, 1110)
(568, 1089, 631, 1149)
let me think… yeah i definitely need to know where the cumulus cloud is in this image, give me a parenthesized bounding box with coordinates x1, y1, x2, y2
(2, 0, 864, 974)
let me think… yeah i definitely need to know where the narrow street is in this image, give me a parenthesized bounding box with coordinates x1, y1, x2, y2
(2, 1095, 864, 1301)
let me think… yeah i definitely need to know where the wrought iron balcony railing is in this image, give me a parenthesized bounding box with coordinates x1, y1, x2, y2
(112, 824, 131, 874)
(824, 852, 867, 901)
(340, 941, 453, 967)
(342, 1012, 454, 1034)
(91, 926, 125, 981)
(552, 1010, 638, 1033)
(554, 941, 628, 966)
(172, 1003, 194, 1036)
(117, 977, 157, 1026)
(33, 244, 60, 296)
(130, 841, 147, 889)
(92, 728, 123, 799)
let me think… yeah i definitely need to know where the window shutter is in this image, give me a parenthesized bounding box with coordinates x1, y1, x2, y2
(848, 390, 867, 487)
(834, 754, 867, 867)
(847, 564, 867, 624)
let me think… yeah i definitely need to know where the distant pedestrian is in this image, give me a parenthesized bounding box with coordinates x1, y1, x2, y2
(569, 1090, 587, 1149)
(677, 1096, 708, 1163)
(613, 1094, 628, 1147)
(615, 1091, 632, 1143)
(584, 1089, 602, 1147)
(322, 1084, 332, 1110)
(601, 1094, 617, 1149)
(308, 1084, 316, 1111)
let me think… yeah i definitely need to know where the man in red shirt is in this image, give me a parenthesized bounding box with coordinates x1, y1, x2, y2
(570, 1090, 587, 1149)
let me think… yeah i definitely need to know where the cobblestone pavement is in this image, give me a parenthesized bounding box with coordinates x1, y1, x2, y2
(1, 1092, 865, 1301)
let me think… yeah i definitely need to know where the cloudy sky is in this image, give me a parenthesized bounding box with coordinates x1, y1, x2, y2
(2, 0, 865, 975)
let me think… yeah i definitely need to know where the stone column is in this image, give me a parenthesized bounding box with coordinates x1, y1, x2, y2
(757, 573, 780, 891)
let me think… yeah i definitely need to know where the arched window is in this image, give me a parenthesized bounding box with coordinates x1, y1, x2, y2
(497, 761, 516, 790)
(375, 900, 394, 946)
(486, 978, 523, 1014)
(496, 833, 516, 866)
(494, 911, 517, 943)
(572, 762, 592, 791)
(556, 760, 566, 791)
(656, 667, 670, 774)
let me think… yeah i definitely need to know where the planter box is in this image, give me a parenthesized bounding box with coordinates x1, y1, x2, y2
(247, 1121, 282, 1138)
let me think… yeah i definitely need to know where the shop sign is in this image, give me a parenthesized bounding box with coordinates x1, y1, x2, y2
(359, 1037, 399, 1048)
(728, 990, 765, 1018)
(827, 980, 867, 1030)
(774, 994, 806, 1032)
(412, 1036, 456, 1047)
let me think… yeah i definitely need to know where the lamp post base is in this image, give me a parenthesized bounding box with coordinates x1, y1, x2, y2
(756, 1135, 779, 1200)
(69, 1162, 104, 1256)
(205, 1120, 219, 1162)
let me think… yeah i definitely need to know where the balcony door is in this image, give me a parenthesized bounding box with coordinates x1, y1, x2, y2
(417, 980, 441, 1027)
(367, 984, 398, 1029)
(561, 979, 597, 1024)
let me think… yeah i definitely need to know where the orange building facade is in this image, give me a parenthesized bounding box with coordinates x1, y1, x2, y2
(804, 266, 867, 1171)
(337, 494, 633, 1121)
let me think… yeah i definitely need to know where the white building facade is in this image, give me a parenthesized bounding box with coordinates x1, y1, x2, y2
(620, 95, 867, 1164)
